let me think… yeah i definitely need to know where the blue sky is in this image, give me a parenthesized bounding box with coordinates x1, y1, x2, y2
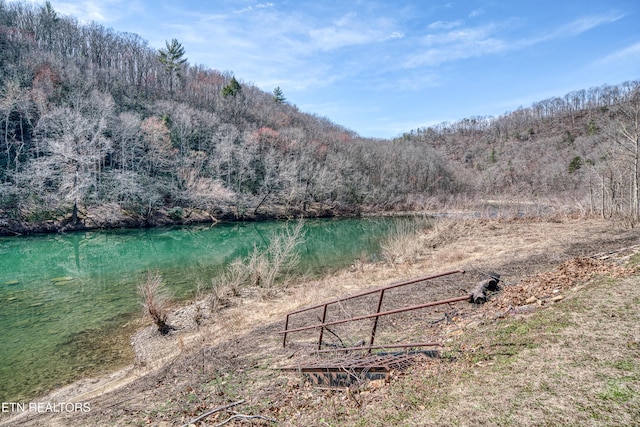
(14, 0, 640, 138)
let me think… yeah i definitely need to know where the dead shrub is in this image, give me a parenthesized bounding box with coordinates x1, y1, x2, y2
(138, 271, 174, 335)
(209, 267, 243, 311)
(381, 217, 432, 263)
(245, 219, 305, 288)
(210, 219, 306, 306)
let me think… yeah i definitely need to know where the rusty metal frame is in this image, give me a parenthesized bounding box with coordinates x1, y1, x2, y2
(281, 353, 423, 388)
(312, 341, 443, 354)
(279, 269, 466, 350)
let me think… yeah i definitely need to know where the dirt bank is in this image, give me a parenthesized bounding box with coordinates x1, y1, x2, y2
(0, 202, 351, 237)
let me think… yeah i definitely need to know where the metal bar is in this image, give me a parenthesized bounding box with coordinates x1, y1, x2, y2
(277, 294, 470, 335)
(317, 303, 329, 350)
(313, 341, 443, 354)
(282, 314, 290, 348)
(368, 289, 386, 353)
(284, 269, 465, 316)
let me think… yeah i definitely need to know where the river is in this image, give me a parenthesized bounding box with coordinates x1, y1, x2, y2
(0, 216, 429, 401)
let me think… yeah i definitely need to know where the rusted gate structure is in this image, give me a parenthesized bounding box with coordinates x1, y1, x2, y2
(279, 269, 469, 352)
(278, 270, 471, 388)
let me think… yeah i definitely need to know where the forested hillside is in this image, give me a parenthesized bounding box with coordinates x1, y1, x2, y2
(395, 81, 640, 220)
(0, 1, 456, 233)
(1, 0, 639, 235)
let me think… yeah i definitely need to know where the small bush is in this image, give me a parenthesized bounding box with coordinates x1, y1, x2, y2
(568, 156, 582, 174)
(138, 271, 174, 335)
(210, 219, 306, 306)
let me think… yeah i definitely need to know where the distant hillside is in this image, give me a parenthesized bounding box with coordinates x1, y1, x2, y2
(0, 1, 639, 235)
(395, 81, 640, 220)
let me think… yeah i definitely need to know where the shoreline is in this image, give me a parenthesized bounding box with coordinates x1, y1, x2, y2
(0, 196, 559, 237)
(0, 202, 359, 238)
(0, 214, 401, 406)
(0, 298, 212, 426)
(0, 211, 565, 407)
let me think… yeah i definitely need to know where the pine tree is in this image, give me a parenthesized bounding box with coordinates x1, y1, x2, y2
(272, 86, 286, 104)
(222, 77, 242, 98)
(158, 39, 187, 95)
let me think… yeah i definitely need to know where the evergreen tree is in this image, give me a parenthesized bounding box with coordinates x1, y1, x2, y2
(222, 77, 242, 98)
(272, 86, 286, 104)
(158, 39, 187, 95)
(39, 1, 59, 47)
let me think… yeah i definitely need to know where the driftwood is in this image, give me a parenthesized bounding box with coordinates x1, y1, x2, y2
(215, 413, 279, 426)
(181, 399, 245, 427)
(470, 272, 501, 304)
(181, 399, 278, 427)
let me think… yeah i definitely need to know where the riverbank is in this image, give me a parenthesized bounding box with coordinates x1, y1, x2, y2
(0, 202, 358, 237)
(0, 196, 557, 237)
(2, 215, 639, 426)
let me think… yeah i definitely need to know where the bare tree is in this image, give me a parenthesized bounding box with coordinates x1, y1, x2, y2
(608, 89, 640, 220)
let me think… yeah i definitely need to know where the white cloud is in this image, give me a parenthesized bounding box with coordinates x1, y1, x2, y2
(405, 11, 625, 69)
(422, 24, 498, 46)
(595, 41, 640, 65)
(305, 12, 395, 51)
(333, 11, 358, 28)
(10, 0, 143, 24)
(428, 20, 462, 30)
(307, 26, 378, 51)
(405, 24, 505, 67)
(235, 2, 275, 14)
(516, 12, 625, 47)
(55, 0, 113, 22)
(557, 12, 625, 37)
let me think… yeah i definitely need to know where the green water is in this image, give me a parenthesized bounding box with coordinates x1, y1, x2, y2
(0, 217, 422, 401)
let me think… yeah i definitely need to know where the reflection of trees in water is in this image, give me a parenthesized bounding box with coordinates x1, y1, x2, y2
(1, 217, 419, 295)
(299, 218, 410, 273)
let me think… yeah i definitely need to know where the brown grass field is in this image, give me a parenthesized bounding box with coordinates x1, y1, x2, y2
(2, 216, 639, 427)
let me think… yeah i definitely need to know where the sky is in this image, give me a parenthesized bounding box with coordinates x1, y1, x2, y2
(12, 0, 640, 139)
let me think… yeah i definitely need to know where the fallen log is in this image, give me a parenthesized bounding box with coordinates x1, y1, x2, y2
(470, 272, 501, 304)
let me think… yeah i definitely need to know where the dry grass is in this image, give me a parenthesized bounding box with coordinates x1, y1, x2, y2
(268, 261, 640, 427)
(210, 219, 306, 300)
(6, 216, 640, 427)
(383, 274, 640, 427)
(380, 217, 432, 263)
